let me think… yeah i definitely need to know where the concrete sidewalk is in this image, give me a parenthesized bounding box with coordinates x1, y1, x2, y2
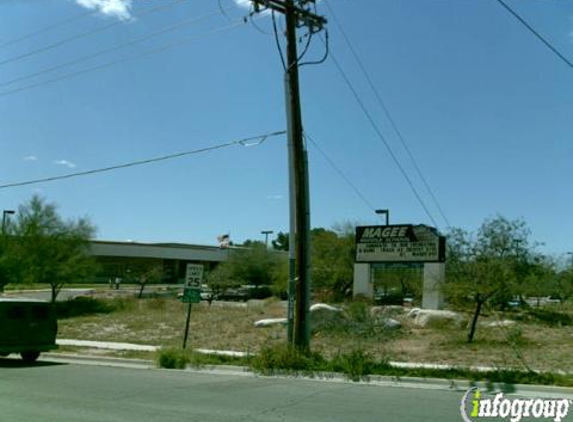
(57, 339, 571, 374)
(57, 339, 249, 357)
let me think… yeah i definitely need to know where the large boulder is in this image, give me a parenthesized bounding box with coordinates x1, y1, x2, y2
(310, 303, 341, 313)
(408, 308, 466, 328)
(254, 318, 288, 327)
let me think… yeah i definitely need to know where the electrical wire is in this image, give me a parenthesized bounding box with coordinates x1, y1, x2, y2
(247, 3, 271, 36)
(495, 0, 573, 71)
(0, 131, 286, 190)
(326, 44, 439, 228)
(0, 0, 183, 68)
(218, 0, 233, 22)
(0, 20, 248, 98)
(299, 27, 329, 68)
(271, 9, 287, 71)
(0, 9, 97, 49)
(0, 9, 226, 89)
(304, 131, 376, 212)
(269, 7, 327, 71)
(296, 31, 314, 64)
(324, 0, 450, 228)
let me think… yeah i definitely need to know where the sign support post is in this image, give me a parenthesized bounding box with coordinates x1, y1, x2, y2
(183, 301, 192, 350)
(181, 264, 204, 350)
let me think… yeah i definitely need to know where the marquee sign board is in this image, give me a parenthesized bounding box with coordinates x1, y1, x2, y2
(355, 225, 445, 263)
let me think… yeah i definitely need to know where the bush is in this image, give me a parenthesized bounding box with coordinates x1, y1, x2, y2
(312, 301, 399, 338)
(55, 297, 115, 318)
(516, 308, 573, 327)
(156, 348, 190, 369)
(331, 349, 379, 382)
(249, 345, 326, 375)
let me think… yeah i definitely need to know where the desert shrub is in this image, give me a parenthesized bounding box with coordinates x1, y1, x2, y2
(55, 297, 114, 318)
(157, 348, 189, 369)
(312, 301, 399, 339)
(111, 296, 137, 312)
(331, 349, 379, 381)
(514, 308, 573, 327)
(249, 345, 326, 375)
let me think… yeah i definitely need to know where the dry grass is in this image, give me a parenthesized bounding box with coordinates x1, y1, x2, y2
(56, 296, 573, 373)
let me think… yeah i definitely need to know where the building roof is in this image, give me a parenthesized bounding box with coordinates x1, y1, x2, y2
(89, 240, 230, 262)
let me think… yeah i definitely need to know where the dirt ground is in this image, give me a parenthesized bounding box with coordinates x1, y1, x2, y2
(56, 296, 573, 373)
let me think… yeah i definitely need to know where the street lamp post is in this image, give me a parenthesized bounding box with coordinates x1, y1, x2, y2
(261, 230, 274, 249)
(2, 210, 15, 234)
(375, 209, 389, 226)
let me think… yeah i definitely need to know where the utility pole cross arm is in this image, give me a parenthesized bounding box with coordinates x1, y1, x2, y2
(251, 0, 327, 30)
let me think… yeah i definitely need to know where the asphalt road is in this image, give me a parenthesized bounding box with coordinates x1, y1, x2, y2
(1, 358, 570, 422)
(0, 358, 468, 422)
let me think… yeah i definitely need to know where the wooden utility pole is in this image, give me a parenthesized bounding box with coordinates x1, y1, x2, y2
(251, 0, 326, 350)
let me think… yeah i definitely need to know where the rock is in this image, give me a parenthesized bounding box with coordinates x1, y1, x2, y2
(310, 303, 341, 312)
(380, 318, 401, 329)
(486, 320, 516, 328)
(407, 307, 421, 318)
(410, 309, 466, 328)
(254, 318, 288, 327)
(371, 306, 403, 318)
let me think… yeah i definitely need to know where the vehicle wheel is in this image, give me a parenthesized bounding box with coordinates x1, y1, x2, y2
(21, 351, 40, 362)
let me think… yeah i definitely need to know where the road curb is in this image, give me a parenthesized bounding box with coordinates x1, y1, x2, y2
(42, 352, 573, 398)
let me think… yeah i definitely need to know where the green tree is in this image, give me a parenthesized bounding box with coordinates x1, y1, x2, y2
(12, 195, 96, 302)
(207, 243, 286, 296)
(126, 260, 163, 299)
(445, 216, 536, 342)
(272, 231, 289, 251)
(0, 231, 22, 292)
(310, 226, 355, 301)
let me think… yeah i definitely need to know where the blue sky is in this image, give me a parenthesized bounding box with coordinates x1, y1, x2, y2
(0, 0, 572, 260)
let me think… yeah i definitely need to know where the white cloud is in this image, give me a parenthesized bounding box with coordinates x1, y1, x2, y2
(267, 194, 283, 200)
(234, 0, 251, 9)
(74, 0, 133, 21)
(23, 155, 38, 161)
(54, 159, 77, 169)
(234, 0, 271, 16)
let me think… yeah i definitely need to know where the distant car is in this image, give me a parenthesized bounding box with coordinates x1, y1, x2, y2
(545, 295, 562, 304)
(200, 289, 214, 301)
(215, 288, 250, 302)
(0, 298, 58, 362)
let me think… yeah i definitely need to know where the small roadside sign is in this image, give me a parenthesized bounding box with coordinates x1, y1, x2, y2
(185, 264, 204, 287)
(181, 287, 201, 304)
(182, 264, 204, 349)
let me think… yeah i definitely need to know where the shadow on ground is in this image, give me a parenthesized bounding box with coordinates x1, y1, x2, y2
(0, 357, 66, 369)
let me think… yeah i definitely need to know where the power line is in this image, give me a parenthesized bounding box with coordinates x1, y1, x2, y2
(324, 0, 450, 228)
(0, 20, 248, 98)
(0, 9, 225, 89)
(304, 131, 376, 212)
(271, 10, 287, 71)
(0, 9, 97, 49)
(0, 131, 286, 190)
(325, 43, 439, 228)
(0, 0, 183, 68)
(269, 8, 329, 71)
(495, 0, 573, 71)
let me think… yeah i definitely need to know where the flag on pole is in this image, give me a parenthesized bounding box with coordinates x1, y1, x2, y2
(217, 234, 230, 248)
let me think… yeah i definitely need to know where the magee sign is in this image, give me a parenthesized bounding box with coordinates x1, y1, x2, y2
(355, 224, 445, 263)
